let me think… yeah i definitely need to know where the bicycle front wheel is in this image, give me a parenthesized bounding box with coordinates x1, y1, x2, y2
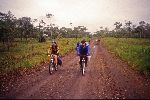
(49, 63, 53, 75)
(82, 62, 85, 75)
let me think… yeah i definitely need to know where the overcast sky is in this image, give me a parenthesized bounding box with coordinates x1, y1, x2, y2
(0, 0, 150, 32)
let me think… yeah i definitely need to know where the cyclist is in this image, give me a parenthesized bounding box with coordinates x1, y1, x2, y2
(48, 41, 59, 67)
(77, 39, 90, 69)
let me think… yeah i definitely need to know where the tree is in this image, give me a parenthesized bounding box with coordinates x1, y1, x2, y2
(39, 20, 46, 42)
(125, 21, 132, 37)
(60, 27, 67, 37)
(138, 21, 146, 38)
(46, 13, 53, 18)
(17, 17, 33, 41)
(99, 26, 104, 33)
(145, 23, 150, 38)
(113, 22, 123, 37)
(46, 13, 55, 40)
(70, 23, 72, 26)
(0, 11, 16, 50)
(114, 22, 122, 32)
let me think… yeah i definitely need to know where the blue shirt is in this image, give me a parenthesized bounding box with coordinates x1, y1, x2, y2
(77, 42, 90, 56)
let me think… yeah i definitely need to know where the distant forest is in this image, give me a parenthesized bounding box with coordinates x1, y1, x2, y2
(0, 11, 90, 44)
(94, 21, 150, 38)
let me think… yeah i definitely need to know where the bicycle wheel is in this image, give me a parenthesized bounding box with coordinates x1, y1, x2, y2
(49, 63, 53, 75)
(82, 62, 85, 75)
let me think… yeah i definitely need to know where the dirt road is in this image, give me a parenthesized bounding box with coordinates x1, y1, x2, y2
(0, 39, 150, 99)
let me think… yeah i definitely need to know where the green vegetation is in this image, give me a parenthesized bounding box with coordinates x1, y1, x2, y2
(0, 11, 91, 75)
(0, 11, 91, 50)
(102, 37, 150, 74)
(0, 38, 83, 74)
(94, 21, 150, 39)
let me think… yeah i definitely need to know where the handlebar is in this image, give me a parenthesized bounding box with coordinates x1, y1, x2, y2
(79, 55, 87, 57)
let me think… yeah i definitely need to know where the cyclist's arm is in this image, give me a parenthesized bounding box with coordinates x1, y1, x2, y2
(48, 47, 51, 56)
(77, 45, 81, 56)
(57, 47, 59, 54)
(87, 45, 91, 56)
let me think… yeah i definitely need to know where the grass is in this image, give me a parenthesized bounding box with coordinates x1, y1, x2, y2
(0, 38, 85, 74)
(102, 37, 150, 74)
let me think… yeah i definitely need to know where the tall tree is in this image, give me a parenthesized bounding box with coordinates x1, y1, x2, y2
(17, 17, 33, 41)
(145, 23, 150, 38)
(138, 21, 146, 38)
(125, 21, 132, 37)
(0, 11, 16, 50)
(114, 22, 122, 32)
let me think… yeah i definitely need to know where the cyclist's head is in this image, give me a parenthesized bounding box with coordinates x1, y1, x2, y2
(52, 40, 55, 43)
(81, 39, 86, 46)
(77, 42, 80, 46)
(52, 40, 57, 45)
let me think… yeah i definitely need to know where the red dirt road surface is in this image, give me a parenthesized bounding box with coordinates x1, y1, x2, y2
(0, 39, 150, 99)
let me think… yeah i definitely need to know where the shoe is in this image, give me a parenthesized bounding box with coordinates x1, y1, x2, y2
(55, 65, 58, 71)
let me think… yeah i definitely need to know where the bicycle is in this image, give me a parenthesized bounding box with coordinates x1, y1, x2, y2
(49, 54, 58, 75)
(80, 55, 87, 76)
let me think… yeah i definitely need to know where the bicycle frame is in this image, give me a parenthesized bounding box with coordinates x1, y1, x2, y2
(50, 54, 55, 65)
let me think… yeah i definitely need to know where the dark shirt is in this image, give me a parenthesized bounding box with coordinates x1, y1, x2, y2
(79, 45, 88, 55)
(51, 45, 58, 54)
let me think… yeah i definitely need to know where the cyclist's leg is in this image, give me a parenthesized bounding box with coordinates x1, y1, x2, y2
(79, 56, 83, 69)
(85, 56, 88, 67)
(54, 54, 58, 65)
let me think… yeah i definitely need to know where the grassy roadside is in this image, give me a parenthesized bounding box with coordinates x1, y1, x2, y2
(101, 37, 150, 75)
(0, 38, 84, 74)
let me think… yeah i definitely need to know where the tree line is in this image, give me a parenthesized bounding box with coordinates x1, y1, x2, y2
(94, 21, 150, 38)
(0, 11, 91, 51)
(0, 11, 90, 44)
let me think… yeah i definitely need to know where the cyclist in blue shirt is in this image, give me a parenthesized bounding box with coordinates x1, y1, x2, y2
(77, 39, 90, 68)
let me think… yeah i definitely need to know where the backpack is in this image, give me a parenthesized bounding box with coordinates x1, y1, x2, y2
(57, 56, 62, 66)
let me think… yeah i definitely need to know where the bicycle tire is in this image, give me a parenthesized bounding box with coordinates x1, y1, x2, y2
(82, 62, 85, 75)
(49, 63, 53, 75)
